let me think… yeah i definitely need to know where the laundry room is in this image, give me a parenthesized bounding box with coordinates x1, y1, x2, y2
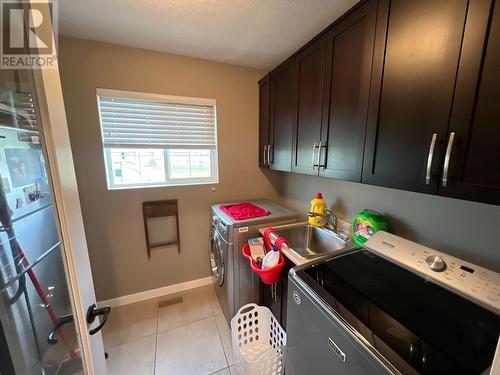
(0, 0, 499, 374)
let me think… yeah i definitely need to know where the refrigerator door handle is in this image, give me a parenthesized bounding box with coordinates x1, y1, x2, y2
(47, 313, 74, 344)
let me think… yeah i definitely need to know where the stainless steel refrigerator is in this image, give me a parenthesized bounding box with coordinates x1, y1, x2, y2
(0, 69, 83, 374)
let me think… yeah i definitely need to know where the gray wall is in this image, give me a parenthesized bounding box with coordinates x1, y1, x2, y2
(277, 172, 500, 272)
(58, 36, 281, 301)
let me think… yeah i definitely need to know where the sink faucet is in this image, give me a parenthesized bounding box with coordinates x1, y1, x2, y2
(307, 209, 338, 232)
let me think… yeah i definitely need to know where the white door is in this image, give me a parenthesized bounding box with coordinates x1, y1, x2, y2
(0, 1, 107, 374)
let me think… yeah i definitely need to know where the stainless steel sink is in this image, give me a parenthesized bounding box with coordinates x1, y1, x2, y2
(275, 223, 353, 259)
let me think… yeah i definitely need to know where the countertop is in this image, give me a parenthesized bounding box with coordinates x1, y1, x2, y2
(258, 219, 353, 266)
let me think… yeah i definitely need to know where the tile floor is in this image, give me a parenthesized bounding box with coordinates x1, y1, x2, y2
(102, 285, 236, 375)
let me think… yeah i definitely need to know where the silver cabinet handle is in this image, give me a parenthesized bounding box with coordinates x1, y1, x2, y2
(316, 142, 322, 168)
(267, 144, 272, 165)
(263, 145, 268, 166)
(318, 142, 326, 169)
(442, 132, 455, 187)
(425, 133, 437, 185)
(312, 142, 319, 169)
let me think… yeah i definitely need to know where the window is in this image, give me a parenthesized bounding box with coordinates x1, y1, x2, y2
(96, 89, 218, 189)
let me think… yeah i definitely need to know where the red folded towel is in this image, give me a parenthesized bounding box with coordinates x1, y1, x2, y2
(219, 202, 270, 220)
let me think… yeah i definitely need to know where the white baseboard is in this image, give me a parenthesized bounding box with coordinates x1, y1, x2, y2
(98, 276, 214, 308)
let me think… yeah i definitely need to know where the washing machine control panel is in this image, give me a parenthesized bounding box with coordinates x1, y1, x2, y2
(425, 255, 447, 272)
(365, 231, 500, 314)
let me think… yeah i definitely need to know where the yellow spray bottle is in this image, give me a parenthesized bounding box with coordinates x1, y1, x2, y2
(309, 193, 327, 227)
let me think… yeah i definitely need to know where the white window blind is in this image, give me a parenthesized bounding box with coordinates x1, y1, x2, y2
(96, 89, 219, 190)
(97, 89, 217, 149)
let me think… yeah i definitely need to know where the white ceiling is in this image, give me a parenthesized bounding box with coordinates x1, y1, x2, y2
(59, 0, 359, 69)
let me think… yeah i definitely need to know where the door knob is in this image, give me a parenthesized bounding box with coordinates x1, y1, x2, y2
(86, 303, 111, 335)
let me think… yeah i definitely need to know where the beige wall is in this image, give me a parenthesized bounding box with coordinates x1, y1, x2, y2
(58, 36, 281, 301)
(59, 36, 499, 303)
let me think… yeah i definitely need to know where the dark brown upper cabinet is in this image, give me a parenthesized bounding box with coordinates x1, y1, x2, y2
(319, 0, 377, 181)
(440, 0, 500, 205)
(292, 37, 327, 175)
(259, 74, 271, 169)
(258, 0, 499, 205)
(269, 59, 297, 172)
(363, 0, 471, 194)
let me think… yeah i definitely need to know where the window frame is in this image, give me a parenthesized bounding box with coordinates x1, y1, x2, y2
(97, 88, 219, 190)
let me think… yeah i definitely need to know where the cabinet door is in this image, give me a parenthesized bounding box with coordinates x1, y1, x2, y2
(441, 0, 500, 205)
(279, 258, 294, 330)
(259, 279, 283, 324)
(259, 75, 271, 168)
(292, 37, 326, 175)
(363, 0, 470, 194)
(270, 60, 297, 172)
(319, 0, 377, 181)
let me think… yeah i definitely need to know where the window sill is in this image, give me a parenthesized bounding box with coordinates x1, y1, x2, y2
(106, 179, 219, 191)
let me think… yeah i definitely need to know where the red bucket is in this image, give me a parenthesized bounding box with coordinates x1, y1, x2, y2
(242, 244, 284, 285)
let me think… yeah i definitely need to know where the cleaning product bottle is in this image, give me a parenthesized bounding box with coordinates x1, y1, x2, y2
(309, 192, 327, 227)
(261, 246, 280, 269)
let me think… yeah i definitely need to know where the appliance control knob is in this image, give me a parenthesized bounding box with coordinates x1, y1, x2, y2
(425, 255, 446, 272)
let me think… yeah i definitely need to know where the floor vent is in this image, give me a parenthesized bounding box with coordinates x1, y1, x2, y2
(158, 296, 183, 309)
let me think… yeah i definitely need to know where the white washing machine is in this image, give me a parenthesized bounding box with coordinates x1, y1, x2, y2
(287, 231, 500, 374)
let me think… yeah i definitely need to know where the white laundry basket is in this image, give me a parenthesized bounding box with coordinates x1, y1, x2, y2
(230, 303, 286, 375)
